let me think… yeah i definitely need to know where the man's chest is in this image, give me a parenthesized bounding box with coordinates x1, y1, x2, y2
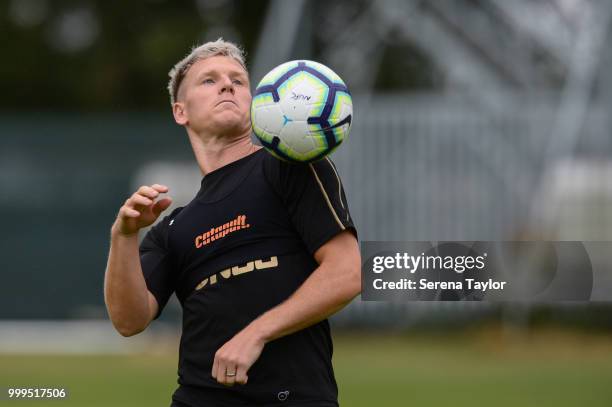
(166, 177, 305, 289)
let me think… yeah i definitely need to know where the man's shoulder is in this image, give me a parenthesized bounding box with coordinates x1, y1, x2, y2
(165, 206, 185, 224)
(149, 206, 185, 236)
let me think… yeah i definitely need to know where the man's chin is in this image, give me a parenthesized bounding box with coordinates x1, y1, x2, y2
(207, 118, 250, 137)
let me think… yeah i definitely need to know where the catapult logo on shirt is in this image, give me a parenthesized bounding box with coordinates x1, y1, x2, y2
(194, 214, 250, 248)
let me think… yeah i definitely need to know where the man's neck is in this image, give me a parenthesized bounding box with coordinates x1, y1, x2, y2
(188, 130, 261, 175)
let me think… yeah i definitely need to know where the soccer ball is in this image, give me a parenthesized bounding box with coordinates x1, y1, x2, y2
(250, 60, 353, 163)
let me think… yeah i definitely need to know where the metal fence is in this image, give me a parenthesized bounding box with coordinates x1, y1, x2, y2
(1, 93, 612, 323)
(337, 95, 612, 241)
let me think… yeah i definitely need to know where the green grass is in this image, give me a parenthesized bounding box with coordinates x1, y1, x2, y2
(2, 330, 612, 407)
(0, 353, 178, 407)
(334, 330, 612, 407)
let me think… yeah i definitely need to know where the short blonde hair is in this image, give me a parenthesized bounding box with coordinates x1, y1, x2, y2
(167, 38, 248, 105)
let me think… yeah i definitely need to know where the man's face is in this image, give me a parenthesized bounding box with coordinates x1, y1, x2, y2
(175, 55, 252, 137)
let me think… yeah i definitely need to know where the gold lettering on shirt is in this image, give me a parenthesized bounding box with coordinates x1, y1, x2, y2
(232, 262, 255, 276)
(194, 256, 279, 291)
(254, 257, 278, 269)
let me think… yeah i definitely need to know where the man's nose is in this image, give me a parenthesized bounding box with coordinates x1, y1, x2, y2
(219, 77, 235, 94)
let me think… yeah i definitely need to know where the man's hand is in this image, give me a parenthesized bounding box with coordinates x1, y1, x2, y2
(212, 325, 265, 386)
(113, 184, 172, 236)
(211, 231, 360, 386)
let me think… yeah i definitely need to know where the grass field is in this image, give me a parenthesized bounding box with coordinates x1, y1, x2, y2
(2, 329, 612, 406)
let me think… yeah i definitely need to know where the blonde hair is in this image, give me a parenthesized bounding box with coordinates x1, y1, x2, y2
(167, 38, 247, 105)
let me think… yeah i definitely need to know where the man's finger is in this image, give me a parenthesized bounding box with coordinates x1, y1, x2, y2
(151, 184, 169, 193)
(211, 355, 219, 379)
(137, 185, 160, 199)
(128, 194, 153, 207)
(152, 197, 173, 216)
(120, 207, 140, 218)
(235, 366, 248, 385)
(224, 365, 237, 387)
(216, 361, 227, 385)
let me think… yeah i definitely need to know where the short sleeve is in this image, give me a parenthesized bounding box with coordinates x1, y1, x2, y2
(139, 207, 182, 319)
(264, 155, 357, 254)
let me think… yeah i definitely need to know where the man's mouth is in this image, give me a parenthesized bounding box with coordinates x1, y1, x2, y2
(216, 100, 238, 107)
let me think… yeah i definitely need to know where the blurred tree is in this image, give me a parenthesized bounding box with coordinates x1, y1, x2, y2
(0, 0, 269, 110)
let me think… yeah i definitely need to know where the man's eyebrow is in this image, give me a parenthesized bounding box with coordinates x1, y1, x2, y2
(197, 69, 248, 79)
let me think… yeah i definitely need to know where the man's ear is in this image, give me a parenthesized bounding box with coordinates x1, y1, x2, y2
(172, 102, 188, 126)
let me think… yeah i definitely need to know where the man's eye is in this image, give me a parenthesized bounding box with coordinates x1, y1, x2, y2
(203, 79, 214, 84)
(232, 79, 243, 85)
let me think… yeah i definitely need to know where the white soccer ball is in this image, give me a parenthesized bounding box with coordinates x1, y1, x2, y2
(251, 60, 353, 163)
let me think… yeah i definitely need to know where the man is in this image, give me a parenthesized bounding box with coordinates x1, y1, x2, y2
(104, 38, 361, 407)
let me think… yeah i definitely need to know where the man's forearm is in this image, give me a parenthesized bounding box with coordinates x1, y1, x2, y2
(104, 228, 152, 336)
(211, 249, 360, 385)
(245, 231, 361, 344)
(212, 231, 361, 386)
(250, 258, 360, 343)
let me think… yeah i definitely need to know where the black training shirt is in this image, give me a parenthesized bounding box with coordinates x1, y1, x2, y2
(139, 148, 356, 407)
